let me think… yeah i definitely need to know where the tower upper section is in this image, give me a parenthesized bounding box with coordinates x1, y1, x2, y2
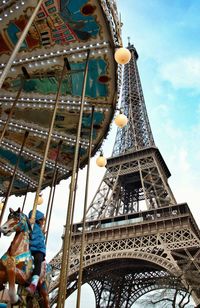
(112, 43, 155, 156)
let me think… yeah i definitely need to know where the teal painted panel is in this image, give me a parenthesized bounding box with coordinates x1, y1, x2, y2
(71, 59, 108, 98)
(0, 148, 38, 172)
(10, 58, 108, 98)
(60, 0, 100, 40)
(82, 112, 104, 128)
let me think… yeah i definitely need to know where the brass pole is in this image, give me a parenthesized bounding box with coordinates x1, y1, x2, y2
(0, 67, 30, 144)
(66, 148, 81, 273)
(45, 169, 58, 244)
(46, 140, 79, 249)
(0, 0, 44, 89)
(76, 107, 94, 308)
(31, 59, 68, 222)
(69, 149, 81, 236)
(44, 140, 63, 234)
(21, 183, 30, 212)
(62, 150, 81, 250)
(57, 49, 90, 308)
(1, 87, 21, 142)
(59, 151, 81, 287)
(0, 130, 29, 223)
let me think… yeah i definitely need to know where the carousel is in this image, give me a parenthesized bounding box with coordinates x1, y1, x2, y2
(0, 0, 131, 307)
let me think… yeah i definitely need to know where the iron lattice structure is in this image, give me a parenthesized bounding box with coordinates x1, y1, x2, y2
(49, 44, 200, 306)
(86, 44, 176, 220)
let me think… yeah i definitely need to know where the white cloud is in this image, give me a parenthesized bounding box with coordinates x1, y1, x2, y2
(160, 57, 200, 90)
(154, 103, 169, 113)
(177, 147, 190, 173)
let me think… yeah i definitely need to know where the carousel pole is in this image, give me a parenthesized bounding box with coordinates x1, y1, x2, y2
(0, 0, 44, 89)
(21, 183, 30, 212)
(45, 140, 63, 242)
(0, 130, 29, 224)
(45, 169, 58, 244)
(59, 150, 80, 274)
(0, 68, 30, 144)
(46, 144, 80, 247)
(31, 59, 68, 222)
(76, 107, 94, 308)
(57, 49, 90, 308)
(66, 147, 81, 267)
(69, 148, 81, 234)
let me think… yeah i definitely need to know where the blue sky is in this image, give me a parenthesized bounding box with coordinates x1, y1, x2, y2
(119, 0, 200, 226)
(1, 1, 200, 307)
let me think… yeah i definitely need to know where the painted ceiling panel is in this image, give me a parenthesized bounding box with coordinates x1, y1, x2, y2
(0, 0, 121, 196)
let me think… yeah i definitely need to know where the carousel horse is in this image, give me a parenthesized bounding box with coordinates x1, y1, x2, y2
(0, 208, 50, 307)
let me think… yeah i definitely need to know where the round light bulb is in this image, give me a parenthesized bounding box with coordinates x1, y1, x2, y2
(114, 113, 128, 128)
(96, 154, 107, 167)
(114, 47, 131, 65)
(37, 195, 43, 205)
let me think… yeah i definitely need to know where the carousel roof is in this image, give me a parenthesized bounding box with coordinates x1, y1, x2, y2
(0, 0, 122, 196)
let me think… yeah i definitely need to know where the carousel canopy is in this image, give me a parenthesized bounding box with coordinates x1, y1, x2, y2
(0, 0, 122, 196)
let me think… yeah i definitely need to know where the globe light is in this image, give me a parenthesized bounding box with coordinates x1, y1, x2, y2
(114, 47, 131, 65)
(114, 113, 128, 128)
(37, 194, 43, 205)
(96, 153, 107, 167)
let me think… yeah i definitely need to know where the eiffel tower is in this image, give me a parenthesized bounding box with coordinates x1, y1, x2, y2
(49, 43, 200, 307)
